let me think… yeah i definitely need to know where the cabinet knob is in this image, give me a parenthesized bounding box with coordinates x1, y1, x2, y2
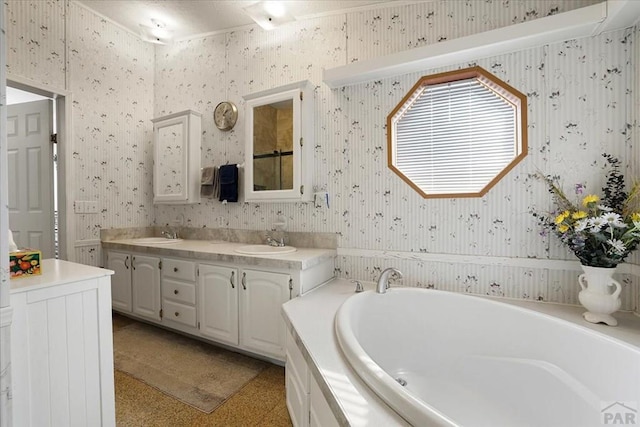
(174, 289, 179, 295)
(174, 267, 179, 272)
(174, 312, 180, 317)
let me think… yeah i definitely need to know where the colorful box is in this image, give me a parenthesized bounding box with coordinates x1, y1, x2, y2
(10, 250, 42, 278)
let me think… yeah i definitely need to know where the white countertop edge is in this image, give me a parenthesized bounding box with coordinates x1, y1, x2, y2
(10, 259, 113, 293)
(282, 279, 640, 426)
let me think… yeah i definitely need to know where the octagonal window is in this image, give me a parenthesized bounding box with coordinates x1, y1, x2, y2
(387, 66, 527, 198)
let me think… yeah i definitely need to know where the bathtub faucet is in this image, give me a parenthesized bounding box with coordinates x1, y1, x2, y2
(376, 268, 403, 294)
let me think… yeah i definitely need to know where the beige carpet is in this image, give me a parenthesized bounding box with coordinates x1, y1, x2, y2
(113, 321, 269, 413)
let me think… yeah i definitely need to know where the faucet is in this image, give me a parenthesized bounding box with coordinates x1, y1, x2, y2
(376, 268, 403, 294)
(265, 233, 285, 247)
(161, 229, 178, 239)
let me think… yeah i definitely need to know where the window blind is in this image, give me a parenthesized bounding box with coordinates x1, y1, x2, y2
(394, 78, 518, 194)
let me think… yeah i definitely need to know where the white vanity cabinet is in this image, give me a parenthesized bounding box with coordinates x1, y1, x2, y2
(240, 269, 291, 359)
(198, 264, 239, 346)
(161, 258, 198, 327)
(198, 265, 292, 361)
(152, 110, 202, 205)
(106, 251, 132, 312)
(106, 251, 161, 322)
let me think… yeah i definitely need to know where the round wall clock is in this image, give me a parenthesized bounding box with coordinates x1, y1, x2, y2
(214, 101, 238, 131)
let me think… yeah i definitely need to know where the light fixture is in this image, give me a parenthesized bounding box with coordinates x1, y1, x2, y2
(139, 19, 173, 45)
(243, 1, 295, 31)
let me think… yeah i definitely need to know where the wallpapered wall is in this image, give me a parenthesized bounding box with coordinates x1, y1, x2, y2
(7, 1, 639, 311)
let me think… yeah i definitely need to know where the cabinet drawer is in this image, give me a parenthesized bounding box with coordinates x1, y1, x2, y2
(162, 258, 196, 281)
(162, 278, 196, 305)
(162, 299, 197, 327)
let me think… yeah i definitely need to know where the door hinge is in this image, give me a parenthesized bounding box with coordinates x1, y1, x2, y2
(160, 309, 163, 319)
(197, 268, 199, 277)
(159, 261, 162, 270)
(289, 278, 293, 300)
(300, 185, 304, 195)
(198, 321, 200, 329)
(300, 137, 304, 147)
(50, 133, 57, 144)
(300, 91, 303, 101)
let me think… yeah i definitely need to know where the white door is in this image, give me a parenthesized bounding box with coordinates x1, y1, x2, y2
(239, 269, 290, 359)
(198, 264, 239, 346)
(131, 254, 161, 321)
(7, 100, 54, 257)
(107, 251, 132, 312)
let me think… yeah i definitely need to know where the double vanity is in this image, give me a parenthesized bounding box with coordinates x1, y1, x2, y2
(102, 233, 335, 363)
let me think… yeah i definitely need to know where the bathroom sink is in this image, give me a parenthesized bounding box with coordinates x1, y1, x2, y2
(234, 245, 297, 255)
(132, 237, 184, 244)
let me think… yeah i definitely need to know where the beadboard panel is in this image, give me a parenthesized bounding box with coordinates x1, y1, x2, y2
(5, 0, 66, 89)
(67, 2, 155, 241)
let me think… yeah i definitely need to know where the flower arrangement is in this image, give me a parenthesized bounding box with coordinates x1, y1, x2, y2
(534, 154, 640, 268)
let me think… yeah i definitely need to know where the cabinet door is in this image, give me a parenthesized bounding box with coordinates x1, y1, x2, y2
(198, 264, 239, 346)
(309, 374, 339, 427)
(153, 115, 189, 203)
(239, 269, 290, 359)
(107, 251, 132, 312)
(131, 254, 161, 321)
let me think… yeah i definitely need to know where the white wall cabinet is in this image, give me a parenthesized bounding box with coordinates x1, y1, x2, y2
(152, 110, 202, 205)
(11, 260, 116, 427)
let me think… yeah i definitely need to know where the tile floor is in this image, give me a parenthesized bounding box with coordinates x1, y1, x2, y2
(113, 314, 293, 426)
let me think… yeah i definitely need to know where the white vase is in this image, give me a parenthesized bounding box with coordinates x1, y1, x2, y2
(577, 265, 622, 326)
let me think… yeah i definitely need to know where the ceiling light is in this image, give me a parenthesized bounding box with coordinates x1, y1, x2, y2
(139, 19, 173, 45)
(243, 1, 295, 31)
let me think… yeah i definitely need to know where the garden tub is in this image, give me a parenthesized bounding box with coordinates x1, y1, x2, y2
(335, 288, 640, 426)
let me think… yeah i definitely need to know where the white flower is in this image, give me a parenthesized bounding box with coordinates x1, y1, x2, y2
(598, 205, 613, 212)
(601, 212, 627, 228)
(574, 219, 589, 232)
(589, 217, 606, 232)
(607, 238, 627, 255)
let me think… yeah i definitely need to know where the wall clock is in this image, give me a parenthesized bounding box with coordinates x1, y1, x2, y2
(214, 101, 238, 131)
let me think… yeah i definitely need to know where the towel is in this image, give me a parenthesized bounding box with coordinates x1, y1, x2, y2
(201, 166, 219, 199)
(219, 164, 238, 203)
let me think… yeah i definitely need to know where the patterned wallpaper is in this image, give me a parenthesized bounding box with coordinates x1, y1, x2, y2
(6, 0, 639, 311)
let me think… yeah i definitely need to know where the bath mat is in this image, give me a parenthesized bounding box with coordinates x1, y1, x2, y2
(112, 320, 269, 413)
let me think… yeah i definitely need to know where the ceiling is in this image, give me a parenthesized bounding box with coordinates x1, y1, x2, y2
(77, 0, 395, 41)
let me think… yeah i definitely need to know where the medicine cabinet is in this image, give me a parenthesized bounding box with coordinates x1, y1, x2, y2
(152, 110, 202, 204)
(243, 81, 313, 202)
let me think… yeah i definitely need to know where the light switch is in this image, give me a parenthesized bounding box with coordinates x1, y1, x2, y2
(86, 201, 98, 214)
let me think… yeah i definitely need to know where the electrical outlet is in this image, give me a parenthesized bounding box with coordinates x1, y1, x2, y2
(74, 200, 85, 213)
(86, 201, 99, 214)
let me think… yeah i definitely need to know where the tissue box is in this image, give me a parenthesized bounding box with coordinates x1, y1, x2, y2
(10, 250, 42, 278)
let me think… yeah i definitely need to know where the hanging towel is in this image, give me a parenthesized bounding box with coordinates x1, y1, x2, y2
(219, 164, 239, 203)
(201, 166, 216, 198)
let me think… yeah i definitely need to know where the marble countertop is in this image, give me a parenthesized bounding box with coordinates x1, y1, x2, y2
(102, 239, 336, 270)
(10, 259, 113, 294)
(282, 279, 640, 426)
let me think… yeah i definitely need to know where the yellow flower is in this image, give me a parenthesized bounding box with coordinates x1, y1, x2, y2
(558, 224, 569, 233)
(631, 212, 640, 222)
(554, 210, 569, 224)
(582, 194, 599, 206)
(572, 211, 587, 220)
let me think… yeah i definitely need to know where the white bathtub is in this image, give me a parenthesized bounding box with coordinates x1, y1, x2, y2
(335, 288, 640, 427)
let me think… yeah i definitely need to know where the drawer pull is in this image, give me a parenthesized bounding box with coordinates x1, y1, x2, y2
(174, 311, 180, 317)
(230, 271, 235, 289)
(174, 289, 179, 295)
(241, 272, 246, 290)
(174, 267, 179, 272)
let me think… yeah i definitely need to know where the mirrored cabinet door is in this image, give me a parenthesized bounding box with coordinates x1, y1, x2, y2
(152, 110, 202, 204)
(243, 81, 313, 202)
